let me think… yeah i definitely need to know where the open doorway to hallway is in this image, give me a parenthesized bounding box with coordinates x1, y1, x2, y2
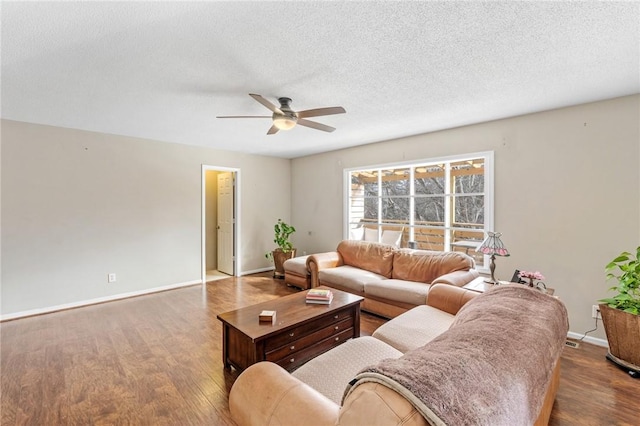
(202, 165, 240, 283)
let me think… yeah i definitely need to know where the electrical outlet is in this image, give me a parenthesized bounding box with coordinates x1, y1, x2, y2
(108, 273, 117, 283)
(592, 304, 601, 319)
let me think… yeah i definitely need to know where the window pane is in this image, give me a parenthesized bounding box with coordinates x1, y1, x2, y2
(382, 197, 409, 222)
(452, 159, 484, 194)
(413, 226, 449, 251)
(364, 197, 378, 220)
(351, 170, 378, 197)
(381, 168, 410, 196)
(349, 197, 365, 225)
(414, 165, 445, 195)
(414, 196, 445, 223)
(454, 195, 484, 226)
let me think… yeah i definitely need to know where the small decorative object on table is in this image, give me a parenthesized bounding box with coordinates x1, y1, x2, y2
(519, 270, 546, 290)
(259, 310, 276, 324)
(306, 288, 334, 304)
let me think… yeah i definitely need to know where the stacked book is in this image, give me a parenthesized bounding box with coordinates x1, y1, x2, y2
(306, 288, 333, 304)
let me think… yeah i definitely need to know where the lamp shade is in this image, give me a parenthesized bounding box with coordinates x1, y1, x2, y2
(476, 232, 510, 257)
(272, 115, 297, 130)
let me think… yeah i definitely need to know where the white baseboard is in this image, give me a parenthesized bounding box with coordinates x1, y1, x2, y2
(0, 279, 202, 322)
(567, 331, 608, 348)
(241, 266, 274, 276)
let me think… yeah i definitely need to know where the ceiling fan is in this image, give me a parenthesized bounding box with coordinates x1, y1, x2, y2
(217, 94, 346, 135)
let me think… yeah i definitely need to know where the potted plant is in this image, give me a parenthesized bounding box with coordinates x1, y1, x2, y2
(265, 219, 296, 279)
(599, 246, 640, 377)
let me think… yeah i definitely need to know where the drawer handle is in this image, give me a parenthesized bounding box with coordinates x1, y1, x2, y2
(289, 332, 295, 337)
(290, 358, 295, 363)
(334, 326, 339, 330)
(290, 345, 295, 351)
(335, 337, 340, 342)
(334, 315, 339, 319)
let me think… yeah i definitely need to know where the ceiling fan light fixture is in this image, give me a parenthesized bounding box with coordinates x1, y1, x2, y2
(272, 115, 297, 130)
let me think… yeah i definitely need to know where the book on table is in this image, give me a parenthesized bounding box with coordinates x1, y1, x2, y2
(306, 289, 333, 304)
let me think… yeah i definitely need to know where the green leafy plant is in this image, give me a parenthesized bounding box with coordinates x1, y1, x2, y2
(601, 246, 640, 315)
(265, 219, 296, 260)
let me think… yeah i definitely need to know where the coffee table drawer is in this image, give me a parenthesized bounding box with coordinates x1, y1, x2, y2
(264, 307, 354, 352)
(265, 317, 354, 361)
(273, 328, 354, 371)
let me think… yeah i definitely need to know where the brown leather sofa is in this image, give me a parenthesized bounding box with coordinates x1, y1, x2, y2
(229, 284, 569, 426)
(307, 240, 479, 318)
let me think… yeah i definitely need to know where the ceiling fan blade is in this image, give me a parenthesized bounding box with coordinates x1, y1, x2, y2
(297, 118, 336, 133)
(297, 106, 346, 119)
(267, 125, 279, 135)
(216, 115, 271, 118)
(249, 93, 282, 114)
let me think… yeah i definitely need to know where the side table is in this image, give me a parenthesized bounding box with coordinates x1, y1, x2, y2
(463, 276, 555, 295)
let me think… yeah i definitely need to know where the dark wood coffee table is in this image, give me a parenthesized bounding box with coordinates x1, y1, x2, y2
(217, 287, 363, 372)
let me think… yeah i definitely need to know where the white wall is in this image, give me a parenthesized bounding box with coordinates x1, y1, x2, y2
(1, 120, 291, 316)
(291, 95, 640, 340)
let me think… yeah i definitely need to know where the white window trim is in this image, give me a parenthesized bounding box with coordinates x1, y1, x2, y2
(343, 151, 494, 274)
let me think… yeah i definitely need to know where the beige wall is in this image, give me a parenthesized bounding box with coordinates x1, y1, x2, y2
(205, 170, 219, 271)
(291, 95, 640, 340)
(1, 120, 291, 316)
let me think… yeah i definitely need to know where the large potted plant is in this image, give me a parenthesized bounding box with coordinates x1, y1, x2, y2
(266, 219, 296, 279)
(599, 246, 640, 377)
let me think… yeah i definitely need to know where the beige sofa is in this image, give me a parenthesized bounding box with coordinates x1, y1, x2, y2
(229, 284, 569, 426)
(308, 240, 479, 318)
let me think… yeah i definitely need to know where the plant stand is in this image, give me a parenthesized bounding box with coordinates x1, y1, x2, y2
(272, 248, 296, 279)
(605, 352, 640, 378)
(599, 303, 640, 378)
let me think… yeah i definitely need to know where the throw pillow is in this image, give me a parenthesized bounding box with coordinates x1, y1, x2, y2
(364, 227, 379, 242)
(381, 229, 403, 247)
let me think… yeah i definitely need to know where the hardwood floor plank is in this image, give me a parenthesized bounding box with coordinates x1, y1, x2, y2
(1, 273, 639, 425)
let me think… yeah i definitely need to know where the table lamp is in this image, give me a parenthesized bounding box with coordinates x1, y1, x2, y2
(476, 232, 510, 284)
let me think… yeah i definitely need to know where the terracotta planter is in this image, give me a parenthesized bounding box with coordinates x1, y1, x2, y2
(272, 248, 296, 279)
(599, 303, 640, 373)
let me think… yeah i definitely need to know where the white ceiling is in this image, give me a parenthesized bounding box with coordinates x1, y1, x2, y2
(2, 1, 639, 159)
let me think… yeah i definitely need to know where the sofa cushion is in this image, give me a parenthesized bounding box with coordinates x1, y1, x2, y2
(283, 255, 310, 276)
(392, 249, 474, 283)
(364, 279, 430, 306)
(372, 305, 454, 352)
(292, 336, 402, 404)
(319, 266, 386, 294)
(337, 240, 395, 278)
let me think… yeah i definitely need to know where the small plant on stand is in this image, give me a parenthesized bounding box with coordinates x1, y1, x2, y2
(599, 246, 640, 377)
(265, 219, 296, 278)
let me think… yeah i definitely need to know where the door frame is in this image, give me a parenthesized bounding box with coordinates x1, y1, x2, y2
(201, 164, 241, 283)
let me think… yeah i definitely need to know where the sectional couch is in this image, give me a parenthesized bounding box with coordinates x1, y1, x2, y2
(229, 283, 569, 426)
(307, 240, 480, 318)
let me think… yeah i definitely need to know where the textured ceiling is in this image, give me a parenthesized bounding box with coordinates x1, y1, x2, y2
(2, 1, 639, 159)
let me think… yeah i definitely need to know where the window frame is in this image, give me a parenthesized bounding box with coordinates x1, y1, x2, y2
(343, 151, 494, 273)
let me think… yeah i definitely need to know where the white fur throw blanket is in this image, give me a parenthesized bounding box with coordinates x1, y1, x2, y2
(343, 285, 569, 426)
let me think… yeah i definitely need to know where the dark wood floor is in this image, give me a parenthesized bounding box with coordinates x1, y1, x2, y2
(1, 273, 639, 425)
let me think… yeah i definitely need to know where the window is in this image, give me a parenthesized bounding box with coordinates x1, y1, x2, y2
(345, 152, 493, 269)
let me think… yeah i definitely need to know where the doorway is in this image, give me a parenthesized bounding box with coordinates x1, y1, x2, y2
(202, 165, 240, 283)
